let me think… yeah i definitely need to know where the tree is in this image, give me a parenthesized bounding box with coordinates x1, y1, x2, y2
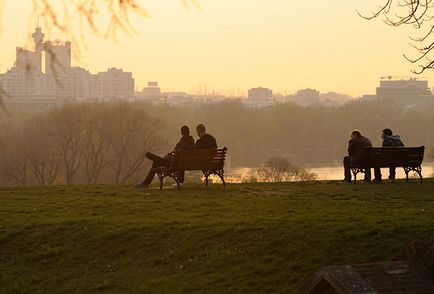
(361, 0, 434, 73)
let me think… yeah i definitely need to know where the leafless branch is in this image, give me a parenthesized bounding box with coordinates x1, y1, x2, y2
(359, 0, 434, 72)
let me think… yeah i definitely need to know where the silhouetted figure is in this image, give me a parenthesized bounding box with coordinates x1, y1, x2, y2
(195, 124, 217, 149)
(374, 128, 405, 183)
(136, 126, 195, 188)
(343, 130, 373, 183)
(175, 124, 218, 186)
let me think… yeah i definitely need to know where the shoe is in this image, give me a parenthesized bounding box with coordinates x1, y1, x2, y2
(363, 179, 372, 184)
(341, 179, 352, 184)
(372, 179, 382, 184)
(135, 182, 149, 189)
(171, 183, 184, 188)
(388, 178, 395, 182)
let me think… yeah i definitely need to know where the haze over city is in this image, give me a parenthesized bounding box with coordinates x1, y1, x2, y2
(1, 1, 434, 293)
(1, 0, 433, 97)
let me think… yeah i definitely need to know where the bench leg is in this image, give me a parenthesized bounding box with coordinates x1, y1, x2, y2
(158, 174, 164, 190)
(351, 168, 358, 184)
(172, 176, 181, 189)
(416, 166, 423, 183)
(202, 170, 210, 187)
(404, 168, 409, 182)
(202, 170, 226, 188)
(215, 169, 226, 188)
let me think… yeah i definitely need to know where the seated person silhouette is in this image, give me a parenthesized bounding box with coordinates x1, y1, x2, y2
(342, 129, 372, 183)
(176, 124, 218, 186)
(136, 125, 195, 188)
(373, 128, 405, 183)
(195, 124, 217, 149)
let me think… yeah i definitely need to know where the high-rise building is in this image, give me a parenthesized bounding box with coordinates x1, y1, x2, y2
(375, 78, 432, 106)
(1, 27, 135, 112)
(93, 68, 134, 100)
(45, 40, 71, 76)
(247, 87, 274, 107)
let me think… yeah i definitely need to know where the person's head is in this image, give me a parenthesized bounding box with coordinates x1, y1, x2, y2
(181, 125, 190, 136)
(350, 129, 362, 139)
(196, 124, 206, 137)
(381, 128, 393, 139)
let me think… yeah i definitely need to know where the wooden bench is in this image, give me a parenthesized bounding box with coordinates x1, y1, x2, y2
(156, 147, 228, 189)
(350, 146, 425, 183)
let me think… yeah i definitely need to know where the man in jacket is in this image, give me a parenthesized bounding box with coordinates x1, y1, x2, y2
(374, 128, 405, 182)
(136, 125, 195, 188)
(195, 124, 218, 149)
(343, 130, 373, 183)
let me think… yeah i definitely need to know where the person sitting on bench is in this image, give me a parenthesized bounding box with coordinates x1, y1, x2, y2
(343, 129, 373, 183)
(373, 128, 405, 183)
(136, 125, 195, 188)
(195, 124, 217, 149)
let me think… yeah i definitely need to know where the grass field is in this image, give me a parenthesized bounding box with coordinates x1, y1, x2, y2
(1, 180, 434, 293)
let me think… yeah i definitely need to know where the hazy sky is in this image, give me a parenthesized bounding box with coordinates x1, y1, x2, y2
(0, 0, 432, 96)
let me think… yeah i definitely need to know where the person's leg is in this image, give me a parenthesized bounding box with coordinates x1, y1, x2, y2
(146, 152, 168, 166)
(364, 168, 371, 182)
(138, 153, 169, 186)
(142, 168, 157, 186)
(374, 167, 382, 182)
(343, 156, 352, 181)
(178, 170, 185, 184)
(389, 167, 396, 180)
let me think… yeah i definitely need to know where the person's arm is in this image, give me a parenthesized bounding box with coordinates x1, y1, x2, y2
(382, 137, 394, 147)
(348, 140, 355, 156)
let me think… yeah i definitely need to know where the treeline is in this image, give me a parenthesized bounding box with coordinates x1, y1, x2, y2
(0, 103, 166, 186)
(1, 99, 434, 186)
(140, 100, 434, 166)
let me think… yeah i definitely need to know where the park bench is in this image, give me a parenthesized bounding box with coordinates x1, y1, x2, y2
(156, 147, 228, 189)
(350, 146, 425, 183)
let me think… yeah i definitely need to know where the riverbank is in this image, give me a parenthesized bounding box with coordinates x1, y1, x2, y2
(225, 161, 434, 182)
(1, 180, 434, 293)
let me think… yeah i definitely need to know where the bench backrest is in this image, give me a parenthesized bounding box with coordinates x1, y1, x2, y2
(358, 146, 424, 168)
(174, 147, 227, 171)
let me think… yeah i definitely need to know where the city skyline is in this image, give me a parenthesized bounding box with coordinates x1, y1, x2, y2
(1, 1, 434, 97)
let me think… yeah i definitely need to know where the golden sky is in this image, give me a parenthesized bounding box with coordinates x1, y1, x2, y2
(1, 0, 433, 96)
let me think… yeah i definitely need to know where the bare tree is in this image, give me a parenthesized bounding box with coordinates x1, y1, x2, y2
(22, 116, 61, 185)
(103, 102, 162, 184)
(81, 105, 112, 184)
(360, 0, 434, 73)
(48, 105, 88, 184)
(0, 120, 28, 185)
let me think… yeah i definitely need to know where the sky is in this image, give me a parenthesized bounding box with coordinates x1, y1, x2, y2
(1, 0, 433, 97)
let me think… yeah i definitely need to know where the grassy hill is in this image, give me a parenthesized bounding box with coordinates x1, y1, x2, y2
(1, 180, 434, 293)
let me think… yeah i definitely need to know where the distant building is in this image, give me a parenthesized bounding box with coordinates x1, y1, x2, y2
(161, 92, 192, 106)
(286, 88, 320, 106)
(64, 67, 92, 99)
(141, 81, 161, 100)
(3, 95, 64, 113)
(93, 68, 134, 100)
(45, 40, 71, 76)
(0, 27, 136, 112)
(247, 87, 274, 107)
(14, 27, 44, 72)
(362, 78, 433, 107)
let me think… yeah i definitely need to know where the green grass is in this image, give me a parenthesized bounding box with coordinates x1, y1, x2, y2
(1, 180, 434, 293)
